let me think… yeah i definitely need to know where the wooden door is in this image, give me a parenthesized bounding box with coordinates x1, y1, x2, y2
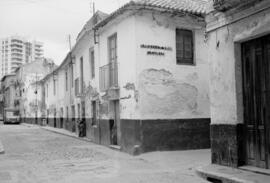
(242, 35, 270, 169)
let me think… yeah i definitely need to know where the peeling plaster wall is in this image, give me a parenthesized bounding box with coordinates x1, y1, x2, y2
(135, 12, 210, 119)
(206, 1, 270, 125)
(18, 61, 53, 119)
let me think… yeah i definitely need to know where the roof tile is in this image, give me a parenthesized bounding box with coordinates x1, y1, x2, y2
(134, 0, 211, 14)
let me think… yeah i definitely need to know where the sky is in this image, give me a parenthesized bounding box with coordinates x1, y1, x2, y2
(0, 0, 130, 65)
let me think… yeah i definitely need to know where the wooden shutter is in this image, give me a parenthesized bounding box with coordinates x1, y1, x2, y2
(176, 29, 194, 65)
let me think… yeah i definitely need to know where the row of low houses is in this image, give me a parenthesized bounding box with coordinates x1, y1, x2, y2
(2, 0, 270, 172)
(0, 58, 56, 122)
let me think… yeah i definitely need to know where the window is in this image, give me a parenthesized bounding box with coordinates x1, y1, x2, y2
(81, 101, 85, 119)
(71, 64, 74, 88)
(71, 105, 75, 121)
(89, 48, 95, 79)
(176, 29, 194, 65)
(66, 106, 69, 119)
(60, 108, 63, 118)
(75, 78, 79, 96)
(46, 84, 48, 97)
(108, 34, 117, 63)
(77, 103, 81, 119)
(65, 70, 68, 91)
(53, 79, 56, 95)
(91, 101, 97, 126)
(80, 57, 84, 93)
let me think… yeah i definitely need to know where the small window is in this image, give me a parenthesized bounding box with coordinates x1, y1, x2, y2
(176, 29, 194, 65)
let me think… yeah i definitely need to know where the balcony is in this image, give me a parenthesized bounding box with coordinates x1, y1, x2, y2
(100, 62, 118, 91)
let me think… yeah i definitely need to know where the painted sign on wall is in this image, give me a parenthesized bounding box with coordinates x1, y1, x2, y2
(140, 44, 172, 56)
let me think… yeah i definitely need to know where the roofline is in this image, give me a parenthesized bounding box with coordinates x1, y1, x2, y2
(94, 1, 205, 30)
(40, 52, 71, 82)
(1, 74, 16, 82)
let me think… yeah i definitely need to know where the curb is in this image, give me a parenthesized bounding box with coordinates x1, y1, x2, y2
(196, 166, 254, 183)
(0, 140, 4, 154)
(22, 123, 92, 143)
(41, 127, 92, 143)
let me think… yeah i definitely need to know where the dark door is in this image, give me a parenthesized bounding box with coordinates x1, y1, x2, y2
(242, 35, 270, 169)
(110, 100, 120, 145)
(54, 109, 57, 128)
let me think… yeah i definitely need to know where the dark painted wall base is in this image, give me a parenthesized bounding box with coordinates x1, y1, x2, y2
(25, 117, 211, 156)
(121, 118, 211, 155)
(210, 124, 245, 167)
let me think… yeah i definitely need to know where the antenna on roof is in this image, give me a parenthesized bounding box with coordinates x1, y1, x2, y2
(90, 0, 95, 16)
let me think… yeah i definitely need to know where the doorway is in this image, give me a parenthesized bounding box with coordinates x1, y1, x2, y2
(242, 34, 270, 169)
(60, 108, 63, 128)
(53, 108, 56, 128)
(110, 100, 120, 145)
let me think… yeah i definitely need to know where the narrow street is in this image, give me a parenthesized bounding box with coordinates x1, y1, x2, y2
(0, 124, 210, 183)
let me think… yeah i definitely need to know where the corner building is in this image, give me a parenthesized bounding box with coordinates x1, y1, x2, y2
(93, 0, 211, 154)
(206, 0, 270, 169)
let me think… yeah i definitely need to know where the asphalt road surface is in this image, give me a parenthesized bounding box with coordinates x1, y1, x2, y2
(0, 124, 210, 183)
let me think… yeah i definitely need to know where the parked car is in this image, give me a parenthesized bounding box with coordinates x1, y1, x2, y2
(3, 108, 20, 124)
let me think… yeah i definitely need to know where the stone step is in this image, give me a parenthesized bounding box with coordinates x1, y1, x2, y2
(196, 164, 270, 183)
(109, 145, 121, 151)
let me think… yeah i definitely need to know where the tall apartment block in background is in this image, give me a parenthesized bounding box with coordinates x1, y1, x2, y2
(0, 36, 43, 78)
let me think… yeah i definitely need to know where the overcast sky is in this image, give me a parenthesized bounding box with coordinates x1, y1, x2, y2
(0, 0, 130, 65)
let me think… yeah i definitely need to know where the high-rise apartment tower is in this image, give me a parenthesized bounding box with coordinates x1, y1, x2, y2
(0, 36, 43, 78)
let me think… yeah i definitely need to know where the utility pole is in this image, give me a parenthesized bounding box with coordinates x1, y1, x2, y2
(93, 2, 95, 14)
(68, 35, 72, 51)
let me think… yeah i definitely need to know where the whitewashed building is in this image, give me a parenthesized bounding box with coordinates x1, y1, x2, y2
(14, 59, 56, 124)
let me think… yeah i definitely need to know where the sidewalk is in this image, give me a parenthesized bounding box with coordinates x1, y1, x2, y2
(22, 123, 92, 143)
(196, 164, 270, 183)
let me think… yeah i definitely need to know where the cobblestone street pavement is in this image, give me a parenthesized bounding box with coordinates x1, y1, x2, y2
(0, 124, 210, 183)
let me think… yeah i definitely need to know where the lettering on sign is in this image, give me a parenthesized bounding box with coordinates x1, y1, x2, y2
(140, 44, 172, 56)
